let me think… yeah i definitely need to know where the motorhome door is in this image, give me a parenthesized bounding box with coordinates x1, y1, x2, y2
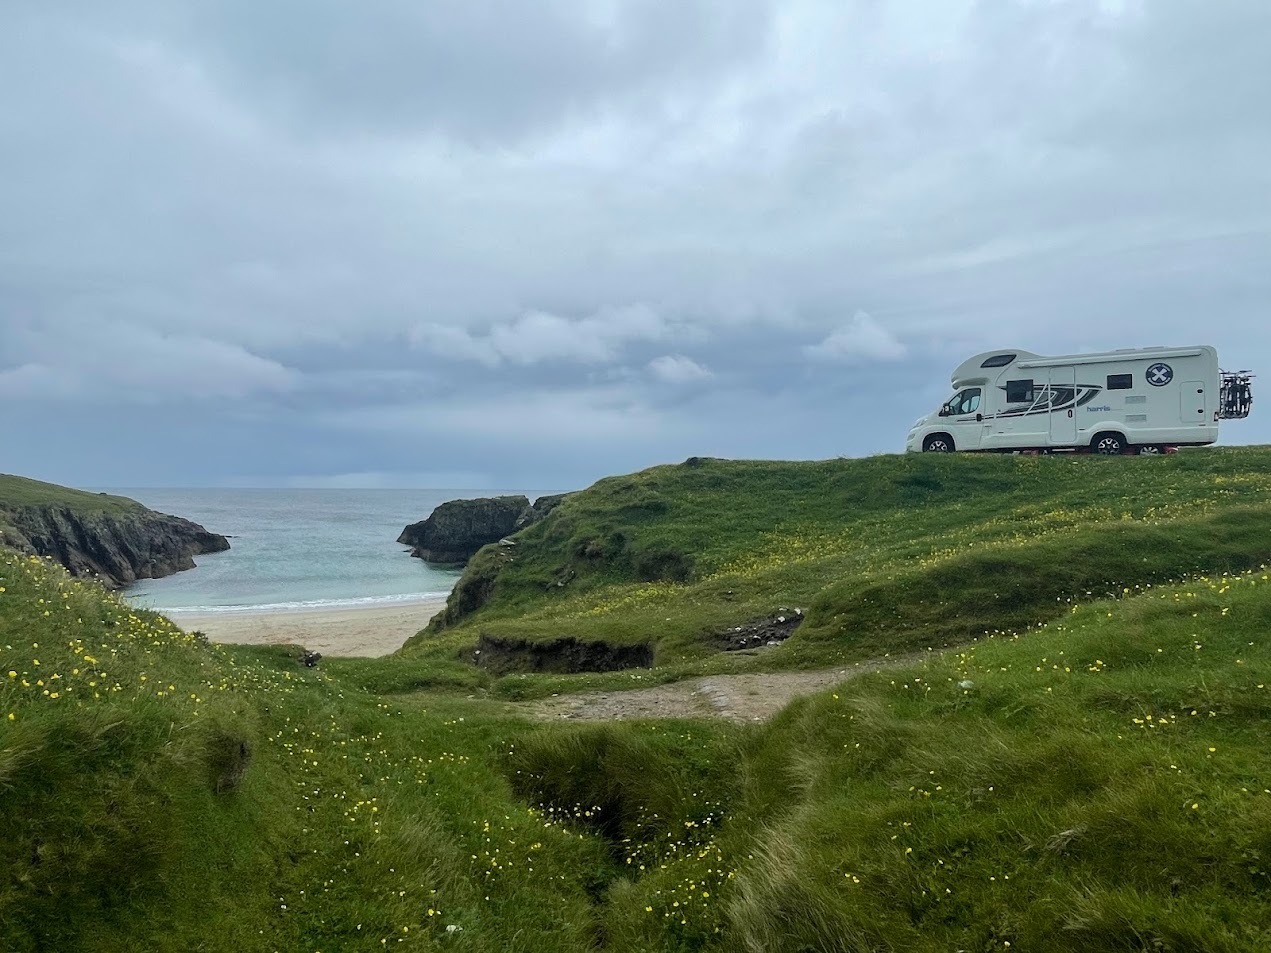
(1049, 366, 1077, 445)
(945, 387, 984, 449)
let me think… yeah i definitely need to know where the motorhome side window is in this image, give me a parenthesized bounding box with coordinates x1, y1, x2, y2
(1005, 379, 1034, 403)
(1107, 374, 1133, 389)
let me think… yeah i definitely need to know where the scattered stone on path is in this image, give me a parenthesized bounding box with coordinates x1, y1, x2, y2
(710, 608, 806, 652)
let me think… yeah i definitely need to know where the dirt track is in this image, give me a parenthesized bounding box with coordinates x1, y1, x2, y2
(521, 660, 901, 723)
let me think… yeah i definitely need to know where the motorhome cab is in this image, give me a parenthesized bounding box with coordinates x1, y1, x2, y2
(906, 346, 1254, 455)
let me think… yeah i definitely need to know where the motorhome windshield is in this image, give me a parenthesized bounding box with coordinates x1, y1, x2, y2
(941, 388, 982, 416)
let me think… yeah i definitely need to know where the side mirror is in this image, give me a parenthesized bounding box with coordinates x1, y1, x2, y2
(938, 406, 950, 417)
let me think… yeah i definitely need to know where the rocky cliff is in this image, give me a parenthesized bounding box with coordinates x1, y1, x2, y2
(398, 493, 574, 564)
(398, 495, 529, 563)
(0, 475, 230, 588)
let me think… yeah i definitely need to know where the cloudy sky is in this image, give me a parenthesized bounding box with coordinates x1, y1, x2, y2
(2, 0, 1268, 491)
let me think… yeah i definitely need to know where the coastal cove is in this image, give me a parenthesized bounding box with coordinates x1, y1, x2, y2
(114, 488, 487, 614)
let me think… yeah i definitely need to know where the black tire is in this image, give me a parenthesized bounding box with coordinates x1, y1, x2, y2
(1137, 444, 1164, 455)
(923, 434, 955, 453)
(1092, 432, 1127, 455)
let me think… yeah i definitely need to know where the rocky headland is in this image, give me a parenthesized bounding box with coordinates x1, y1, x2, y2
(398, 493, 571, 564)
(0, 474, 229, 588)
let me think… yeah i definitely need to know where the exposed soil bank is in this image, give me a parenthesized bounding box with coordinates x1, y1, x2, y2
(471, 634, 654, 675)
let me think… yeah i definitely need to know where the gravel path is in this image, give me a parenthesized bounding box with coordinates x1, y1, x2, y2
(521, 660, 903, 723)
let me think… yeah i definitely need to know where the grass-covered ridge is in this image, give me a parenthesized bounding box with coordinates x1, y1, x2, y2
(0, 473, 229, 588)
(0, 474, 142, 544)
(0, 474, 142, 516)
(408, 448, 1271, 684)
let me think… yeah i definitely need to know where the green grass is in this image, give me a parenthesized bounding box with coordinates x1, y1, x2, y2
(0, 474, 142, 516)
(715, 569, 1271, 951)
(0, 554, 614, 952)
(5, 449, 1271, 950)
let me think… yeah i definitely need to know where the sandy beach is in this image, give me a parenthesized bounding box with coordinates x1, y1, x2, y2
(167, 597, 450, 657)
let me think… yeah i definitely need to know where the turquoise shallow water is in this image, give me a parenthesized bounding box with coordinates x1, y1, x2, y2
(111, 489, 510, 614)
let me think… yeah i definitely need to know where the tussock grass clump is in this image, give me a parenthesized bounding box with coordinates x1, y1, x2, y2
(506, 721, 738, 845)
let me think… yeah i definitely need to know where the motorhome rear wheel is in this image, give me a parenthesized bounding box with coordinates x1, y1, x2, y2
(1093, 432, 1127, 455)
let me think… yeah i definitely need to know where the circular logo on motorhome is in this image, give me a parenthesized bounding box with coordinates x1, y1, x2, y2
(1146, 363, 1174, 386)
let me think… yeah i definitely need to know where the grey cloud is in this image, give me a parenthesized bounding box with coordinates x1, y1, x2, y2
(804, 312, 906, 364)
(648, 355, 713, 384)
(1, 0, 1269, 488)
(326, 383, 672, 446)
(409, 305, 674, 366)
(0, 364, 71, 400)
(0, 322, 297, 402)
(58, 0, 776, 143)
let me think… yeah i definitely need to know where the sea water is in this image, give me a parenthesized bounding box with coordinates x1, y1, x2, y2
(112, 488, 514, 615)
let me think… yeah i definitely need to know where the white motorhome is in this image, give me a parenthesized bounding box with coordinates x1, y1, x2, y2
(906, 346, 1254, 455)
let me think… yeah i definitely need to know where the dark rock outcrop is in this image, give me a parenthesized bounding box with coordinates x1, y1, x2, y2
(399, 493, 576, 564)
(398, 495, 528, 563)
(0, 480, 230, 589)
(514, 492, 572, 529)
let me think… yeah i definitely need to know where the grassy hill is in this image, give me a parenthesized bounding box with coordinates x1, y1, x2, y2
(4, 449, 1271, 951)
(406, 449, 1271, 686)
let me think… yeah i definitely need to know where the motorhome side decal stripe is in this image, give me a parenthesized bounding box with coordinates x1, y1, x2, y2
(982, 385, 1103, 420)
